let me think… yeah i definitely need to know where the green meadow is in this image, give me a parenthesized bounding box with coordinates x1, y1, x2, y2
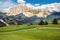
(0, 24, 60, 40)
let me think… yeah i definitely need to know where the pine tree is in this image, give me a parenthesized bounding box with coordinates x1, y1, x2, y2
(38, 20, 44, 25)
(52, 19, 58, 24)
(44, 21, 48, 25)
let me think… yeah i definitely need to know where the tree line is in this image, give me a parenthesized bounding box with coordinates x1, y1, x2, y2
(38, 18, 58, 25)
(29, 18, 58, 25)
(0, 18, 59, 27)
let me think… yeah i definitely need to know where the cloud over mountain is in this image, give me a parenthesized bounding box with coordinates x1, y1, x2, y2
(0, 0, 17, 12)
(40, 3, 60, 12)
(17, 0, 26, 4)
(25, 3, 60, 13)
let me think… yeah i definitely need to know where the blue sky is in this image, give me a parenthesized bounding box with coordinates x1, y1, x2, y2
(25, 0, 60, 5)
(11, 0, 60, 4)
(13, 0, 60, 4)
(9, 0, 60, 5)
(0, 0, 60, 12)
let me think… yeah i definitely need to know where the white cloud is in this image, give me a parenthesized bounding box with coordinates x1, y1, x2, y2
(19, 2, 60, 12)
(35, 4, 40, 6)
(26, 3, 35, 8)
(25, 3, 60, 13)
(0, 0, 16, 12)
(25, 3, 60, 12)
(25, 3, 40, 9)
(40, 3, 60, 12)
(17, 0, 26, 4)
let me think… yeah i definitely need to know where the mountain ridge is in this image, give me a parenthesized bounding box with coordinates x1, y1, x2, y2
(6, 4, 51, 18)
(3, 3, 60, 19)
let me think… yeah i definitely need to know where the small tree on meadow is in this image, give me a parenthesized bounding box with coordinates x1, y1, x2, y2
(52, 19, 58, 24)
(38, 20, 44, 25)
(44, 21, 48, 25)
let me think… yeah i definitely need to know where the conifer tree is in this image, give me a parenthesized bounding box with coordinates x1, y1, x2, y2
(52, 19, 58, 24)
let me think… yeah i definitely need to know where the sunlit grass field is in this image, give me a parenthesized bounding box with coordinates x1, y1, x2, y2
(0, 23, 60, 40)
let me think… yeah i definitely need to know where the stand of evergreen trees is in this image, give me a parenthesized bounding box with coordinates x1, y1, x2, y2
(38, 20, 48, 25)
(38, 18, 58, 25)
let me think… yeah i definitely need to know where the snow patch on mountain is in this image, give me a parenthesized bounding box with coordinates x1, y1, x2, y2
(6, 3, 60, 18)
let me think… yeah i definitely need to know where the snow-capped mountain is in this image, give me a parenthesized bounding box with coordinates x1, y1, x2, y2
(0, 3, 60, 24)
(6, 3, 60, 18)
(6, 4, 50, 17)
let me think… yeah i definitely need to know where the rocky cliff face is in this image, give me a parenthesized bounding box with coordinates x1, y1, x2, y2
(6, 4, 50, 18)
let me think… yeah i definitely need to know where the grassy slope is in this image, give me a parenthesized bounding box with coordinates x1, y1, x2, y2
(0, 24, 60, 32)
(0, 24, 60, 40)
(0, 25, 36, 32)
